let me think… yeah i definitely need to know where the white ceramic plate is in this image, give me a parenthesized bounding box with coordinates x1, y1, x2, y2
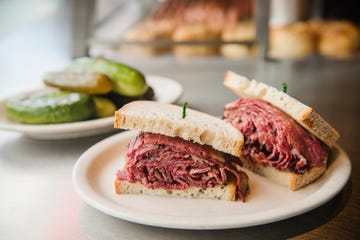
(0, 75, 182, 139)
(72, 131, 351, 230)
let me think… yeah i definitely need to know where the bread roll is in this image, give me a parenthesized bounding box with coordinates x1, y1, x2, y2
(310, 20, 360, 59)
(269, 22, 315, 59)
(122, 20, 173, 55)
(172, 25, 221, 57)
(220, 21, 256, 58)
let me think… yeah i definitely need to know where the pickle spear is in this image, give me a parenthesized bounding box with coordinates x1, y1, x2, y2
(43, 71, 113, 94)
(3, 90, 95, 124)
(67, 58, 148, 97)
(105, 86, 155, 108)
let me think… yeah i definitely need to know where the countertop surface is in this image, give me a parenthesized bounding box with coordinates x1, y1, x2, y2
(0, 2, 359, 240)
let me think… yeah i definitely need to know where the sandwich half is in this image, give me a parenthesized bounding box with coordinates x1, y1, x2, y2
(114, 101, 249, 201)
(223, 71, 340, 190)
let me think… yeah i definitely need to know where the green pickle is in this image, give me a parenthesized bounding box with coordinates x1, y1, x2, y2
(67, 57, 147, 97)
(3, 91, 95, 124)
(105, 86, 155, 108)
(43, 71, 113, 94)
(92, 97, 116, 118)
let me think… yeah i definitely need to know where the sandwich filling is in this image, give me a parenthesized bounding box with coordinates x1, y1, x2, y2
(224, 99, 327, 174)
(116, 132, 249, 201)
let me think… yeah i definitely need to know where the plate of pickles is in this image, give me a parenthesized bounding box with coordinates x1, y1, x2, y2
(0, 58, 183, 139)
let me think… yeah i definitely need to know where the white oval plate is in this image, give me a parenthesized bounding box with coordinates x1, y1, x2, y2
(72, 131, 351, 230)
(0, 75, 182, 139)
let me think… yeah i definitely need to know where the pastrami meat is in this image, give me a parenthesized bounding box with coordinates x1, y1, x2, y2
(224, 99, 327, 174)
(116, 132, 249, 201)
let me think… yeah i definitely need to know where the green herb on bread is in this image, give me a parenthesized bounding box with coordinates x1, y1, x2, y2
(182, 102, 188, 119)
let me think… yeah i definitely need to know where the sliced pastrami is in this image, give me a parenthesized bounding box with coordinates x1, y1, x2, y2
(224, 99, 327, 174)
(117, 132, 248, 201)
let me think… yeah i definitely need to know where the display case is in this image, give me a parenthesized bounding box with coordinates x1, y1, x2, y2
(71, 0, 360, 61)
(71, 0, 271, 60)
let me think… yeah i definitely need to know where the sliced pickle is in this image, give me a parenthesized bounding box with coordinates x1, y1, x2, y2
(3, 90, 95, 124)
(104, 86, 155, 108)
(67, 57, 147, 97)
(43, 71, 113, 94)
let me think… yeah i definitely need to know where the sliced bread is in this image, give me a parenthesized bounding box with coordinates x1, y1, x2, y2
(224, 71, 340, 147)
(114, 179, 238, 201)
(114, 100, 244, 157)
(240, 157, 327, 190)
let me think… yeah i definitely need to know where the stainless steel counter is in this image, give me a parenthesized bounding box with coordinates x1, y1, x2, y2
(0, 2, 359, 239)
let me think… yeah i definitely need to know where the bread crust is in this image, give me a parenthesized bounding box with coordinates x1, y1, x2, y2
(114, 179, 237, 201)
(240, 157, 327, 190)
(224, 71, 340, 147)
(114, 101, 244, 157)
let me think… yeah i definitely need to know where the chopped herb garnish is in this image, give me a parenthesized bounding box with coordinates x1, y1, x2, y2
(182, 102, 188, 119)
(281, 83, 287, 93)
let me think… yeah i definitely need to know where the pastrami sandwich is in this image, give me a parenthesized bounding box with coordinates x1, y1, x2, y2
(223, 71, 340, 190)
(113, 101, 249, 201)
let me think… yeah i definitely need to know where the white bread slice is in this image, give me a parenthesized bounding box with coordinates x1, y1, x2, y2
(114, 179, 237, 201)
(224, 71, 332, 190)
(240, 157, 326, 190)
(224, 71, 340, 147)
(114, 101, 247, 201)
(114, 100, 244, 157)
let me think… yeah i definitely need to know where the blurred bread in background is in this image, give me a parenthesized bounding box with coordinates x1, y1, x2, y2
(220, 21, 257, 58)
(220, 44, 258, 59)
(222, 21, 255, 42)
(148, 0, 252, 31)
(121, 0, 254, 57)
(269, 22, 316, 59)
(172, 25, 220, 57)
(122, 20, 174, 55)
(119, 0, 360, 60)
(310, 20, 360, 59)
(270, 20, 360, 60)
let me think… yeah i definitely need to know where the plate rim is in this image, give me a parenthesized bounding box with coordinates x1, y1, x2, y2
(72, 131, 352, 230)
